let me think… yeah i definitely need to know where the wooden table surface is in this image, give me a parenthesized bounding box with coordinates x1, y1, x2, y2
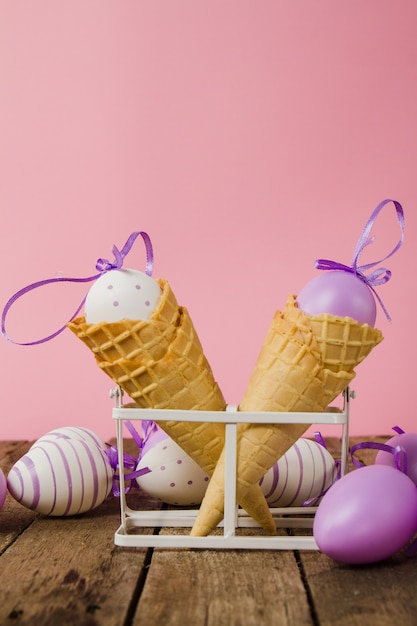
(1, 437, 416, 626)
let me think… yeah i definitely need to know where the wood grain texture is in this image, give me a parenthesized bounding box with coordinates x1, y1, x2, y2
(0, 439, 158, 626)
(0, 495, 151, 626)
(135, 537, 314, 626)
(299, 549, 417, 626)
(0, 440, 38, 554)
(0, 436, 416, 626)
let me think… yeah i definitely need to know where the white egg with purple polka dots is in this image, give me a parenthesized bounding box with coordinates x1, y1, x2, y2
(135, 429, 210, 506)
(84, 269, 162, 323)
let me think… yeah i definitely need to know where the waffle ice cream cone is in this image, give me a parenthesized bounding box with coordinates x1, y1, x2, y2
(191, 298, 366, 536)
(68, 280, 225, 410)
(284, 295, 383, 373)
(68, 278, 275, 533)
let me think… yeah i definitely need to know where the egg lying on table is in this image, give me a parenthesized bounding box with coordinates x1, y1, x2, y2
(375, 431, 417, 484)
(33, 426, 107, 450)
(7, 434, 114, 516)
(313, 464, 417, 564)
(0, 468, 7, 510)
(260, 438, 337, 507)
(136, 429, 210, 506)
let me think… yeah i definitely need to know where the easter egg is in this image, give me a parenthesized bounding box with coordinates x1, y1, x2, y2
(84, 269, 161, 323)
(260, 438, 337, 507)
(7, 437, 114, 516)
(136, 435, 210, 506)
(375, 432, 417, 485)
(33, 426, 107, 451)
(0, 468, 7, 510)
(297, 271, 376, 326)
(313, 465, 417, 564)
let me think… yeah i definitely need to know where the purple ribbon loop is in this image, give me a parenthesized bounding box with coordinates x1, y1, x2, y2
(1, 231, 154, 346)
(315, 199, 405, 321)
(350, 440, 408, 475)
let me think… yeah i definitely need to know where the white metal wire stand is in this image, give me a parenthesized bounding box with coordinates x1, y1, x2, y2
(112, 388, 352, 550)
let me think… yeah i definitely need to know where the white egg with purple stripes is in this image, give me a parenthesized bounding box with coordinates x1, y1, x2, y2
(7, 433, 113, 516)
(33, 426, 107, 450)
(260, 437, 337, 507)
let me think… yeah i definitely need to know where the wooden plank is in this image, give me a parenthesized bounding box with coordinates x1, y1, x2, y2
(0, 493, 150, 625)
(133, 528, 315, 626)
(0, 440, 38, 554)
(299, 550, 417, 626)
(0, 439, 162, 626)
(0, 485, 165, 626)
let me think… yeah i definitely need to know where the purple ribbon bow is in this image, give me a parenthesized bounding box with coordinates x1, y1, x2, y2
(315, 199, 405, 321)
(106, 419, 157, 496)
(1, 231, 154, 346)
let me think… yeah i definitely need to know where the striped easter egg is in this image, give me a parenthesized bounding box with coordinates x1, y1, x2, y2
(7, 437, 113, 516)
(0, 468, 6, 510)
(33, 426, 107, 450)
(259, 438, 337, 507)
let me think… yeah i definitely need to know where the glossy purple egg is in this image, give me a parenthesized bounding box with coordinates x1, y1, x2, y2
(313, 465, 417, 564)
(0, 468, 6, 510)
(297, 271, 376, 326)
(375, 433, 417, 485)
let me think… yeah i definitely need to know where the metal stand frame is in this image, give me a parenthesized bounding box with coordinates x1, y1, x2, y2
(112, 389, 352, 550)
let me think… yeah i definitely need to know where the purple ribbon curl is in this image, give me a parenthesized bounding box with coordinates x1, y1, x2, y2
(315, 199, 405, 322)
(106, 420, 157, 496)
(350, 440, 408, 475)
(1, 231, 154, 346)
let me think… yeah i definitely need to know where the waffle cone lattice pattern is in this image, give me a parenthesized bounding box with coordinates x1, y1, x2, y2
(68, 279, 226, 411)
(68, 279, 277, 533)
(190, 295, 381, 536)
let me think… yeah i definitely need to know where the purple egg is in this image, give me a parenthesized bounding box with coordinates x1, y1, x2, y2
(297, 271, 376, 326)
(0, 468, 6, 510)
(375, 432, 417, 485)
(313, 465, 417, 564)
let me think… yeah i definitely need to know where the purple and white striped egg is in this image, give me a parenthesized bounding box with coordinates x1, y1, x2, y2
(0, 468, 7, 510)
(7, 435, 113, 516)
(136, 429, 210, 505)
(260, 438, 337, 507)
(33, 426, 107, 450)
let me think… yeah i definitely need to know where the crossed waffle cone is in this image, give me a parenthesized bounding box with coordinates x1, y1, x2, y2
(68, 284, 382, 536)
(68, 279, 275, 533)
(190, 295, 382, 535)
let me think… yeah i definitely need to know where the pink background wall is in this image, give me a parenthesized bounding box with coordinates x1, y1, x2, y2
(1, 1, 416, 443)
